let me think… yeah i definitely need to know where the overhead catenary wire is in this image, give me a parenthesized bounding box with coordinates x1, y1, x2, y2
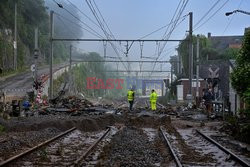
(151, 0, 188, 75)
(52, 0, 104, 38)
(91, 0, 130, 64)
(194, 0, 230, 31)
(86, 0, 127, 70)
(53, 0, 188, 76)
(150, 0, 189, 76)
(52, 0, 127, 72)
(194, 0, 222, 28)
(139, 15, 188, 40)
(54, 12, 102, 39)
(92, 0, 117, 39)
(85, 0, 129, 71)
(139, 4, 188, 74)
(65, 0, 102, 29)
(55, 15, 79, 38)
(222, 0, 243, 35)
(162, 0, 183, 39)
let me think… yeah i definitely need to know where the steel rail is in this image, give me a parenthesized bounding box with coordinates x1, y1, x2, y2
(160, 126, 183, 167)
(196, 129, 250, 167)
(0, 127, 76, 167)
(74, 127, 111, 166)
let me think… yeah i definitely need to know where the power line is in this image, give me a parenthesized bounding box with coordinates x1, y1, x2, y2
(222, 0, 243, 35)
(55, 15, 78, 38)
(162, 0, 183, 38)
(85, 0, 129, 71)
(61, 6, 103, 38)
(158, 0, 189, 58)
(65, 0, 101, 29)
(150, 0, 189, 75)
(92, 0, 116, 39)
(194, 0, 230, 31)
(87, 0, 131, 59)
(139, 15, 188, 39)
(89, 0, 126, 57)
(52, 0, 104, 38)
(54, 12, 102, 38)
(194, 0, 221, 28)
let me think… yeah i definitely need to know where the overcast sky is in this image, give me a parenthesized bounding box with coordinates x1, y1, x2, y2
(50, 0, 250, 77)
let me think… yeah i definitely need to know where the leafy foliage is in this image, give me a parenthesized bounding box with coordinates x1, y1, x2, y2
(0, 0, 83, 73)
(177, 35, 213, 77)
(177, 35, 240, 77)
(231, 30, 250, 106)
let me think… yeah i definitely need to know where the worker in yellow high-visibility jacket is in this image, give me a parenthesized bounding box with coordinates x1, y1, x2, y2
(127, 89, 135, 111)
(150, 89, 157, 111)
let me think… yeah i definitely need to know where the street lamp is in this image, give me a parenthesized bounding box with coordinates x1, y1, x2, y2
(225, 12, 234, 16)
(225, 10, 250, 16)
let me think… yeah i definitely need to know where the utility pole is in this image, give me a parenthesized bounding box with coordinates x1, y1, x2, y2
(196, 35, 200, 103)
(49, 11, 54, 99)
(188, 12, 193, 98)
(14, 1, 17, 70)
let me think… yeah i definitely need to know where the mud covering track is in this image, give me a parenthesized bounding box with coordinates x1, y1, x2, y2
(98, 126, 170, 166)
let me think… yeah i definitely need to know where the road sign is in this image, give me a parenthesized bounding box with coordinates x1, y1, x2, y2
(31, 64, 36, 72)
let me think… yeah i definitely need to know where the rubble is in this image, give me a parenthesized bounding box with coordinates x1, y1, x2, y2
(40, 96, 96, 115)
(51, 96, 93, 110)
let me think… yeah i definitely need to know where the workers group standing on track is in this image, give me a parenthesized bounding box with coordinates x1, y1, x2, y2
(150, 89, 158, 111)
(127, 88, 135, 111)
(127, 88, 158, 111)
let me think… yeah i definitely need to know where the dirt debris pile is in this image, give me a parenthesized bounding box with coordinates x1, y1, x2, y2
(51, 96, 93, 110)
(127, 115, 171, 128)
(40, 96, 96, 115)
(157, 106, 176, 115)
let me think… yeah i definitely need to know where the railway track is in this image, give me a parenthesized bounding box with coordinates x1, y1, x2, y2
(160, 126, 250, 167)
(0, 127, 114, 167)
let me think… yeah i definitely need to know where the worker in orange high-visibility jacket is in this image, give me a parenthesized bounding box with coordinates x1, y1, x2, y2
(150, 89, 157, 111)
(127, 88, 135, 111)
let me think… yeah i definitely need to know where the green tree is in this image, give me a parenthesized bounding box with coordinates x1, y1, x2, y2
(177, 35, 240, 78)
(0, 0, 83, 73)
(177, 35, 212, 77)
(221, 48, 240, 60)
(231, 30, 250, 106)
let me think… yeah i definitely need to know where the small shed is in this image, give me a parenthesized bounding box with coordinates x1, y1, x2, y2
(177, 78, 206, 101)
